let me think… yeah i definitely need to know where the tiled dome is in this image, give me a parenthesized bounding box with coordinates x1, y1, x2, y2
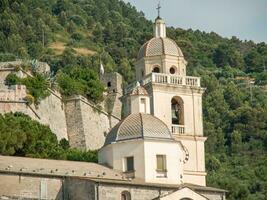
(104, 113, 173, 146)
(137, 37, 184, 60)
(129, 85, 148, 96)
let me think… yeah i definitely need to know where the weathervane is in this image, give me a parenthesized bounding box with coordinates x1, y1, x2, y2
(156, 1, 161, 18)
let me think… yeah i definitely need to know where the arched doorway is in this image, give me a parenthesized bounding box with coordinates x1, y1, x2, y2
(171, 97, 184, 125)
(121, 191, 131, 200)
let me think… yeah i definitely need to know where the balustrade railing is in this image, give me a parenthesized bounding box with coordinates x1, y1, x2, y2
(171, 125, 185, 135)
(125, 73, 201, 94)
(143, 73, 200, 87)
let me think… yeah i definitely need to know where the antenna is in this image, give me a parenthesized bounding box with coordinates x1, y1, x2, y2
(156, 1, 161, 18)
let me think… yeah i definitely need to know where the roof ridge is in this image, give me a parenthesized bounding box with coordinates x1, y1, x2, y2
(160, 37, 165, 55)
(139, 113, 144, 138)
(115, 116, 128, 142)
(144, 38, 153, 57)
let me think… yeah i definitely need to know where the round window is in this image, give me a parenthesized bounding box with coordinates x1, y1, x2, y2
(170, 67, 176, 74)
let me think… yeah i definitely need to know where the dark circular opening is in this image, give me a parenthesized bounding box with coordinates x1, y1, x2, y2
(170, 67, 176, 74)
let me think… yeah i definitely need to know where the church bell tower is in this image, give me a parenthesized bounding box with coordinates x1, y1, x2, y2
(130, 12, 207, 186)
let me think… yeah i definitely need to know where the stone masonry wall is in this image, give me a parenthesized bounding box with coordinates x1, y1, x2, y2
(64, 98, 86, 149)
(0, 63, 123, 149)
(101, 72, 123, 119)
(64, 178, 95, 200)
(0, 174, 63, 200)
(0, 64, 68, 141)
(32, 91, 68, 140)
(65, 96, 120, 150)
(98, 183, 163, 200)
(0, 91, 68, 140)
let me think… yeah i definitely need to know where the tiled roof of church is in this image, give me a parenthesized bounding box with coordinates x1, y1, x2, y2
(137, 37, 184, 60)
(0, 156, 125, 180)
(104, 113, 173, 146)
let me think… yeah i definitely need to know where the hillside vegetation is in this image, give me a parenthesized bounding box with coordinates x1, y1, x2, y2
(0, 112, 97, 162)
(0, 0, 267, 199)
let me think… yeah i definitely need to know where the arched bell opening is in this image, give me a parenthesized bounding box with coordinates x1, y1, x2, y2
(171, 97, 184, 125)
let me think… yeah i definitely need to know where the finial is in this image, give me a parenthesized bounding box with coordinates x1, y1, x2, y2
(156, 1, 161, 18)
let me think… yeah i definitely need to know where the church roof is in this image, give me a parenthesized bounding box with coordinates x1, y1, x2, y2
(104, 113, 173, 146)
(0, 155, 125, 180)
(137, 37, 184, 60)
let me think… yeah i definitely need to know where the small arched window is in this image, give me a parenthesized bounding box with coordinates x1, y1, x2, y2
(121, 191, 131, 200)
(171, 97, 184, 125)
(152, 66, 160, 73)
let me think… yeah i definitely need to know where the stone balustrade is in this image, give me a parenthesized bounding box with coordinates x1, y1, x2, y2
(124, 73, 201, 95)
(143, 73, 201, 87)
(171, 124, 185, 135)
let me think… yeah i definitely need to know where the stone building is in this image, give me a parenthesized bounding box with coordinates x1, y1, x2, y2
(0, 13, 227, 200)
(0, 61, 122, 149)
(0, 156, 226, 200)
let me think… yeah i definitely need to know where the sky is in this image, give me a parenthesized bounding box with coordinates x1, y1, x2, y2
(124, 0, 267, 43)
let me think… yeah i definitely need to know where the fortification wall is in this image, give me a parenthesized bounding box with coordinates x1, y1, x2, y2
(32, 91, 68, 140)
(0, 85, 27, 101)
(0, 90, 68, 141)
(65, 96, 120, 150)
(64, 98, 86, 149)
(0, 62, 124, 149)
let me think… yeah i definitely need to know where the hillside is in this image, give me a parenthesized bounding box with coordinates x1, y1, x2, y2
(0, 0, 267, 199)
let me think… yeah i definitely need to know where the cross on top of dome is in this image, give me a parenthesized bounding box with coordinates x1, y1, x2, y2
(156, 1, 161, 18)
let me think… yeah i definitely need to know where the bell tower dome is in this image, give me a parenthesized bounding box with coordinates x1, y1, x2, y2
(135, 17, 187, 81)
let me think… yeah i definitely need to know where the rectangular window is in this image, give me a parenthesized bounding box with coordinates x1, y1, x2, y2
(140, 98, 146, 113)
(126, 156, 134, 172)
(156, 155, 167, 172)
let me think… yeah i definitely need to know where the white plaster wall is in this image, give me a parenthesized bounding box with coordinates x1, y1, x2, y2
(98, 145, 113, 168)
(130, 95, 150, 114)
(135, 55, 187, 81)
(130, 95, 140, 114)
(175, 136, 207, 186)
(143, 140, 183, 184)
(178, 137, 206, 173)
(100, 140, 145, 180)
(183, 172, 206, 187)
(160, 187, 207, 200)
(99, 139, 184, 185)
(150, 86, 204, 137)
(193, 94, 204, 136)
(112, 140, 145, 179)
